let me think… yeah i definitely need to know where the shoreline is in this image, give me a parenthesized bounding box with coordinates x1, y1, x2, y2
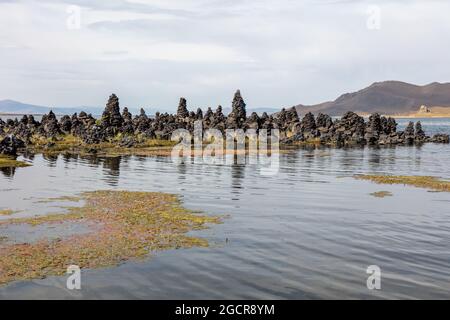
(389, 115, 450, 119)
(4, 113, 450, 120)
(357, 113, 450, 119)
(1, 93, 450, 160)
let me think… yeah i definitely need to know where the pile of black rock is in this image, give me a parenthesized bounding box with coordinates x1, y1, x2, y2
(0, 136, 25, 156)
(0, 90, 449, 156)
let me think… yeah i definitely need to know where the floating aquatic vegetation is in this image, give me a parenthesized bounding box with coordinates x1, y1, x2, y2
(0, 210, 16, 216)
(29, 135, 177, 156)
(0, 156, 30, 168)
(0, 191, 220, 286)
(36, 196, 83, 204)
(355, 175, 450, 193)
(369, 191, 393, 198)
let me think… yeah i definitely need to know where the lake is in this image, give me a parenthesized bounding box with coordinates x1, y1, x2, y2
(0, 120, 450, 299)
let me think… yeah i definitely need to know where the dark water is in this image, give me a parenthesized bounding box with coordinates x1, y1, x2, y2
(0, 122, 450, 299)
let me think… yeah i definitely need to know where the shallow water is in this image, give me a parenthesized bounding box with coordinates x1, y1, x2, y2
(396, 117, 450, 135)
(0, 122, 450, 299)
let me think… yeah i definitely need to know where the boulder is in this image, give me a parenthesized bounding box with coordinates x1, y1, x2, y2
(226, 90, 246, 129)
(177, 98, 189, 119)
(404, 121, 415, 144)
(414, 121, 426, 142)
(41, 110, 61, 138)
(0, 136, 25, 156)
(101, 94, 123, 133)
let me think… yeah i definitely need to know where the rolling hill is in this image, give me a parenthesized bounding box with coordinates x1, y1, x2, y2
(0, 99, 104, 116)
(296, 81, 450, 116)
(0, 99, 277, 117)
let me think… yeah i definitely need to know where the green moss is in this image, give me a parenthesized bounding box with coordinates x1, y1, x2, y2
(140, 139, 177, 148)
(0, 191, 220, 286)
(26, 134, 179, 156)
(28, 134, 83, 153)
(0, 209, 16, 216)
(355, 175, 450, 193)
(283, 138, 322, 147)
(16, 132, 290, 157)
(0, 156, 30, 168)
(369, 191, 393, 198)
(36, 196, 82, 204)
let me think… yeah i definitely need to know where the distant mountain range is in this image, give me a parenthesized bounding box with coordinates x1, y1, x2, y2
(3, 81, 450, 118)
(0, 100, 105, 116)
(0, 99, 277, 117)
(296, 81, 450, 116)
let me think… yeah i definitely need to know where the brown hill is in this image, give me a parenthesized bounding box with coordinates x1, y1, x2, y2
(296, 81, 450, 116)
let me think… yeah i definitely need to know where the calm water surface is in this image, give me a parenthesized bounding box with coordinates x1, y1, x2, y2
(0, 121, 450, 299)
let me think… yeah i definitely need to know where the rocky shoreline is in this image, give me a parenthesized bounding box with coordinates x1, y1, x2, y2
(1, 90, 449, 157)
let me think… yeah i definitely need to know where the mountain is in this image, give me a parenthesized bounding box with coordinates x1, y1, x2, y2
(0, 99, 104, 116)
(296, 81, 450, 116)
(0, 99, 278, 117)
(0, 100, 53, 115)
(222, 106, 278, 115)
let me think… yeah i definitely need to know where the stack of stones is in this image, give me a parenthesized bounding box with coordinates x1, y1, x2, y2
(0, 90, 449, 154)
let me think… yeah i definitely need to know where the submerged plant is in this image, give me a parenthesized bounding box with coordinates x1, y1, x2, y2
(0, 191, 220, 286)
(0, 209, 16, 216)
(369, 191, 393, 198)
(355, 175, 450, 193)
(0, 156, 30, 168)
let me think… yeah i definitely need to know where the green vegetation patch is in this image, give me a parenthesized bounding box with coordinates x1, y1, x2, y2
(0, 210, 16, 216)
(0, 156, 30, 168)
(355, 175, 450, 193)
(369, 191, 393, 198)
(0, 191, 220, 286)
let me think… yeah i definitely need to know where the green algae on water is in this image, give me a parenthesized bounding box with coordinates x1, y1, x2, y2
(0, 156, 30, 168)
(355, 175, 450, 193)
(0, 190, 220, 286)
(0, 210, 16, 216)
(369, 191, 393, 198)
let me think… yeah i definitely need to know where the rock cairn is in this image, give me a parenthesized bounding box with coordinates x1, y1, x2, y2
(0, 90, 449, 154)
(226, 90, 247, 129)
(0, 136, 25, 156)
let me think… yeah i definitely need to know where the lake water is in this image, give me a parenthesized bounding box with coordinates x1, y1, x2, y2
(0, 120, 450, 299)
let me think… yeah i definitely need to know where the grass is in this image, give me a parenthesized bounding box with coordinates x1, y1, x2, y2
(291, 138, 322, 146)
(0, 191, 221, 286)
(26, 134, 178, 156)
(4, 132, 287, 158)
(0, 156, 30, 168)
(26, 134, 286, 157)
(355, 175, 450, 193)
(0, 209, 16, 216)
(369, 191, 393, 198)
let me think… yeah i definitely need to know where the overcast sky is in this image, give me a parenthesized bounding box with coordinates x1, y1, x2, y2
(0, 0, 449, 111)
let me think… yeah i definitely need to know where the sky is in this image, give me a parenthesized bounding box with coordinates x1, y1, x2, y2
(0, 0, 449, 112)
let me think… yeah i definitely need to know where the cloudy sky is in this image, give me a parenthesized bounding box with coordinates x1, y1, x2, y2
(0, 0, 449, 111)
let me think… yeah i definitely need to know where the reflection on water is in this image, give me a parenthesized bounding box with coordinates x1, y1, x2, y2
(231, 164, 245, 197)
(102, 156, 122, 186)
(1, 142, 450, 299)
(0, 166, 16, 178)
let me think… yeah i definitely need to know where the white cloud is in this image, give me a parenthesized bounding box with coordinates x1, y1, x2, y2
(0, 0, 449, 111)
